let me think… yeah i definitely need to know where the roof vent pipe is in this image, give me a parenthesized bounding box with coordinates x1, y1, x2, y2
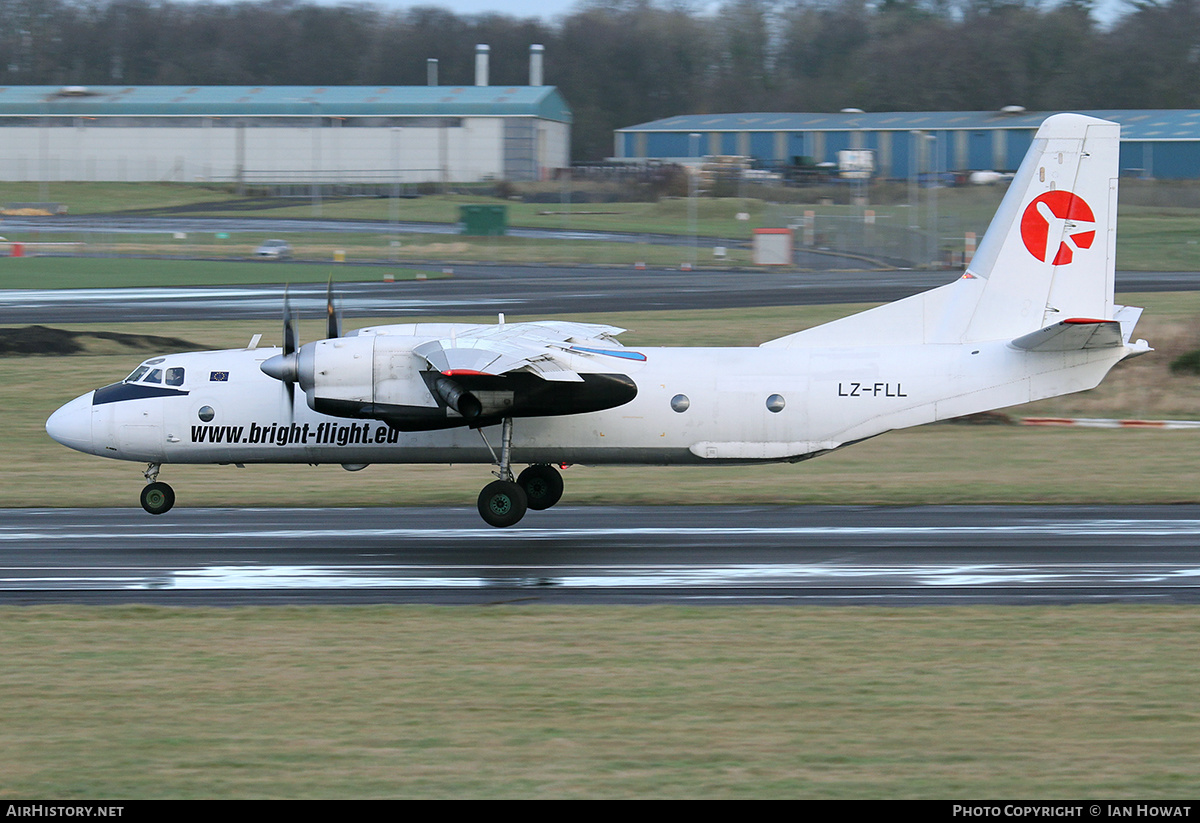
(529, 44, 544, 87)
(475, 44, 489, 87)
(427, 58, 438, 87)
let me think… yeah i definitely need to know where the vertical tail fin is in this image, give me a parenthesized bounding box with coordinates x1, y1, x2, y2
(762, 113, 1128, 352)
(960, 113, 1119, 342)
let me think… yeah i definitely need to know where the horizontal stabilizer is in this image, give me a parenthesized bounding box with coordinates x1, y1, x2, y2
(1010, 318, 1123, 352)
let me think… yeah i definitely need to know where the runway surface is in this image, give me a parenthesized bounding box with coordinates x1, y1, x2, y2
(5, 506, 1200, 606)
(2, 266, 1197, 324)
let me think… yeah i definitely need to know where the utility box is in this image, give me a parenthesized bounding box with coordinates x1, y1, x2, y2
(459, 204, 508, 236)
(753, 228, 793, 266)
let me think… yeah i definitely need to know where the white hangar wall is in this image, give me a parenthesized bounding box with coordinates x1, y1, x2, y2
(0, 116, 571, 184)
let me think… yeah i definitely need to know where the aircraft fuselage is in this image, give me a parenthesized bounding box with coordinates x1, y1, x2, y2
(50, 338, 1126, 469)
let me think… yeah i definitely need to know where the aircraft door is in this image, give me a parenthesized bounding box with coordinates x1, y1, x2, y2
(118, 400, 166, 462)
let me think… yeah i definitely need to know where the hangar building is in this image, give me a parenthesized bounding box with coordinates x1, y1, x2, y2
(0, 48, 571, 185)
(615, 110, 1200, 179)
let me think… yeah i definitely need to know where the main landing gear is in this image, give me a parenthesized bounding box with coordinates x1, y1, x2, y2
(139, 463, 175, 515)
(475, 418, 565, 528)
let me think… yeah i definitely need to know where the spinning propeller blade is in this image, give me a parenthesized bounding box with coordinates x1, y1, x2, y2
(283, 285, 298, 357)
(326, 278, 342, 340)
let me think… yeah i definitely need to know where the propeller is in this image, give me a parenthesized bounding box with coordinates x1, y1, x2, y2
(261, 282, 346, 420)
(284, 284, 298, 359)
(262, 286, 301, 420)
(326, 277, 342, 341)
(282, 285, 297, 412)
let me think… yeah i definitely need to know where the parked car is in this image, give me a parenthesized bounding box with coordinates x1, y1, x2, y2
(255, 239, 291, 259)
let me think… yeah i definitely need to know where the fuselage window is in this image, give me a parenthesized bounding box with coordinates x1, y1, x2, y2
(125, 366, 150, 383)
(165, 367, 185, 386)
(146, 369, 163, 384)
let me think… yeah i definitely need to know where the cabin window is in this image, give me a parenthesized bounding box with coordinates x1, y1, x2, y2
(670, 394, 690, 413)
(197, 406, 215, 422)
(766, 394, 786, 413)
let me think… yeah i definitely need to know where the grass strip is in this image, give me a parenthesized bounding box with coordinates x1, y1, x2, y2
(1, 605, 1197, 798)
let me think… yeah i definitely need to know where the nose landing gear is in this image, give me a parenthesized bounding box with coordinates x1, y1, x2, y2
(139, 463, 175, 515)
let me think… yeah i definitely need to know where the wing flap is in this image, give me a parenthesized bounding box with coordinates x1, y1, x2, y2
(413, 320, 642, 381)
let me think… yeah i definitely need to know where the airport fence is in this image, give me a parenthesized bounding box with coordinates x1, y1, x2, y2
(766, 205, 991, 269)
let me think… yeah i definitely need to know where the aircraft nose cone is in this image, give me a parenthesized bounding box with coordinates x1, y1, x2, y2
(46, 392, 95, 453)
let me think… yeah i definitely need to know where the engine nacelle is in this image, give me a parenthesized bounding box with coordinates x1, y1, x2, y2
(294, 335, 449, 428)
(297, 336, 375, 406)
(265, 332, 638, 431)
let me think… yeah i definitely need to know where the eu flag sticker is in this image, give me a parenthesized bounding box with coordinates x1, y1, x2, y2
(210, 371, 229, 382)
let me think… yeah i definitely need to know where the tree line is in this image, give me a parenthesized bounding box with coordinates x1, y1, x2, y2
(0, 0, 1195, 160)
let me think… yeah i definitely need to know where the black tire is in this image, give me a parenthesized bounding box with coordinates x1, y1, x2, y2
(517, 464, 564, 511)
(140, 482, 175, 515)
(477, 480, 528, 528)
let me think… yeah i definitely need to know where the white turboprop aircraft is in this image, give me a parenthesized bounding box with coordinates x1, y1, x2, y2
(46, 113, 1150, 527)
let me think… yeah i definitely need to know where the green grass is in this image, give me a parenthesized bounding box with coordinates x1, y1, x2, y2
(1, 605, 1197, 798)
(0, 181, 241, 214)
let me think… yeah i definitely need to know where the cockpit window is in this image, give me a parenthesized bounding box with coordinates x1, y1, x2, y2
(124, 364, 185, 387)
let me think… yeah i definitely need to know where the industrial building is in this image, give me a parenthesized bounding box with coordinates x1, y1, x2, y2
(0, 46, 570, 185)
(615, 109, 1200, 179)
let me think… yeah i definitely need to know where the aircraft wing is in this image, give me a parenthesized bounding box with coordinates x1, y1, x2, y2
(1010, 318, 1123, 352)
(413, 320, 640, 382)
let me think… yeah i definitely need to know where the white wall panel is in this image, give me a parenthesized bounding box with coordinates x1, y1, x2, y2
(0, 116, 559, 183)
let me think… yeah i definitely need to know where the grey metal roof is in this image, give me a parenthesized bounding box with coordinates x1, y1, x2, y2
(0, 85, 572, 122)
(619, 110, 1200, 141)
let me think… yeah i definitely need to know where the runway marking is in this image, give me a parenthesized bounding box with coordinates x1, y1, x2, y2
(8, 520, 1200, 541)
(5, 563, 1200, 591)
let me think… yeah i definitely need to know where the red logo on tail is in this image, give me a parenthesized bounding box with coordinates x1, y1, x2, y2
(1020, 191, 1096, 265)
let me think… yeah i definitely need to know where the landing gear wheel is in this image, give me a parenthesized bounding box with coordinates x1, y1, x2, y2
(517, 465, 564, 511)
(477, 480, 527, 528)
(140, 482, 175, 515)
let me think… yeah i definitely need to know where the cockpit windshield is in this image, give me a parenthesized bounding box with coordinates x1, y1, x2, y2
(124, 363, 184, 387)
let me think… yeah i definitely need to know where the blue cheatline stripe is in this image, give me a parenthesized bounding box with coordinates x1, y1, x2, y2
(569, 346, 647, 361)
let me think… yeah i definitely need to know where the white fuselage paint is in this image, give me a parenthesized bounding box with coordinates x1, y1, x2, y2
(76, 336, 1127, 469)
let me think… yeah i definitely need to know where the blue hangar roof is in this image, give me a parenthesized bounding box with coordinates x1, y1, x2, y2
(0, 85, 572, 123)
(620, 110, 1200, 141)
